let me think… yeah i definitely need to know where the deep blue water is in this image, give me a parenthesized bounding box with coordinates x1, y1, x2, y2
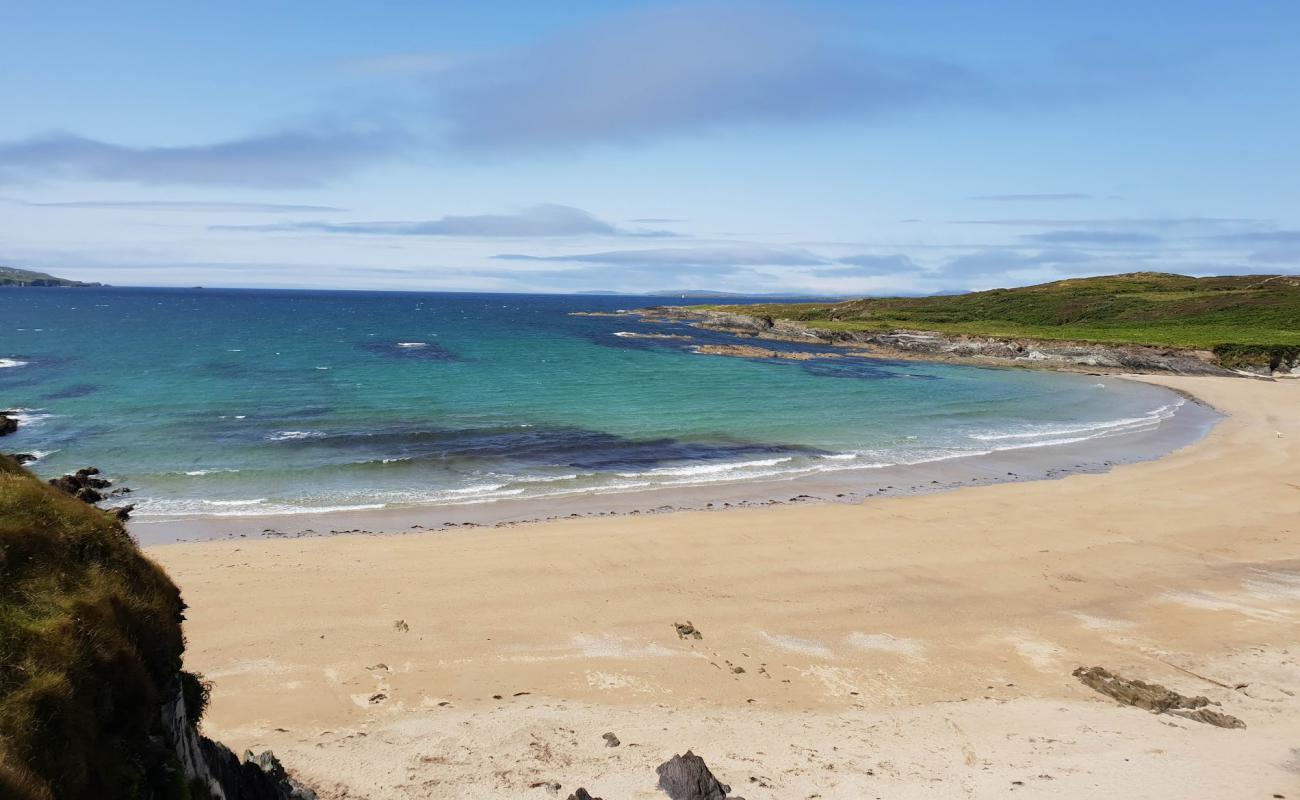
(1, 287, 1186, 518)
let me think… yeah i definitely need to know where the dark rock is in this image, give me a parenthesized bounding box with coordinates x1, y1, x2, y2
(75, 486, 105, 503)
(674, 621, 703, 640)
(0, 412, 17, 436)
(567, 790, 602, 800)
(10, 452, 36, 464)
(47, 466, 134, 516)
(1073, 666, 1246, 728)
(199, 738, 319, 799)
(656, 751, 744, 800)
(603, 731, 621, 747)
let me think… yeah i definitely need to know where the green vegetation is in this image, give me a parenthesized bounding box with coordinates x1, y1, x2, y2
(704, 273, 1300, 355)
(0, 266, 99, 287)
(0, 456, 186, 800)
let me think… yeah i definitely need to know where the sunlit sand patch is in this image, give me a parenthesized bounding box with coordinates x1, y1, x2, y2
(205, 658, 292, 678)
(1161, 590, 1287, 621)
(758, 632, 833, 658)
(845, 632, 925, 659)
(799, 665, 862, 696)
(1242, 568, 1300, 601)
(1070, 612, 1138, 631)
(1003, 632, 1064, 671)
(585, 671, 660, 693)
(500, 634, 678, 663)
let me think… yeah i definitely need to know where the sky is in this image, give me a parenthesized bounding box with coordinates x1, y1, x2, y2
(2, 0, 1298, 295)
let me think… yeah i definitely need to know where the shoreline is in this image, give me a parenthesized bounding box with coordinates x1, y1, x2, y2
(147, 374, 1300, 799)
(128, 374, 1219, 545)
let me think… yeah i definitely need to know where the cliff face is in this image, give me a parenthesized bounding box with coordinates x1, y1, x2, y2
(0, 456, 313, 800)
(657, 309, 1300, 378)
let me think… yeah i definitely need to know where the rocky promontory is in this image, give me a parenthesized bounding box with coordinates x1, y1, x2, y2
(644, 308, 1285, 377)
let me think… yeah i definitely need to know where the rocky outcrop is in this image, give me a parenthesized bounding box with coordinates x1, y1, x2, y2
(656, 751, 744, 800)
(0, 411, 16, 436)
(162, 682, 318, 800)
(648, 309, 1247, 376)
(692, 344, 838, 361)
(48, 466, 135, 519)
(1073, 666, 1246, 728)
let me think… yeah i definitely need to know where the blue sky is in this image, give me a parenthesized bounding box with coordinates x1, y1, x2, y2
(2, 0, 1298, 293)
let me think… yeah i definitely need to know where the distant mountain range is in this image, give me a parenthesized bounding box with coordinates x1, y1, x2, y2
(0, 266, 101, 287)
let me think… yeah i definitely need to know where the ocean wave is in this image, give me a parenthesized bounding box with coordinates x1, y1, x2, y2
(4, 408, 57, 427)
(969, 401, 1181, 442)
(0, 358, 28, 369)
(266, 430, 327, 442)
(182, 469, 241, 476)
(131, 499, 388, 518)
(619, 456, 793, 479)
(396, 342, 427, 348)
(201, 498, 267, 507)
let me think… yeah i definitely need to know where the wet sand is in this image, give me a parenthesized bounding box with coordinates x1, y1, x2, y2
(148, 375, 1300, 799)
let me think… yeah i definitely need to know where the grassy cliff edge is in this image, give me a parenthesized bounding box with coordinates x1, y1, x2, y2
(699, 273, 1300, 371)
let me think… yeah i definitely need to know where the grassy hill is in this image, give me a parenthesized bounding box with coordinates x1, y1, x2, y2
(0, 266, 100, 287)
(0, 456, 191, 799)
(704, 273, 1300, 367)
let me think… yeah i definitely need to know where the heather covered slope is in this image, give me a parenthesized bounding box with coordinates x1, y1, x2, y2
(0, 455, 187, 799)
(707, 273, 1300, 365)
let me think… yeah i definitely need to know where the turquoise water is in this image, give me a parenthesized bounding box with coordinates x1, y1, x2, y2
(1, 287, 1187, 519)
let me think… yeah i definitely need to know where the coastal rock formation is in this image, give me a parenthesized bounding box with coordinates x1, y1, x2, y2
(0, 412, 16, 436)
(656, 751, 744, 800)
(652, 308, 1246, 376)
(566, 790, 603, 800)
(692, 344, 838, 361)
(47, 466, 135, 519)
(1072, 666, 1246, 728)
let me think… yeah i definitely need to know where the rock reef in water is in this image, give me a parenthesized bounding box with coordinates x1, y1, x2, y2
(692, 344, 838, 361)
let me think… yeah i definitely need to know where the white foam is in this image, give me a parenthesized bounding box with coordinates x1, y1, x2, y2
(4, 408, 56, 427)
(266, 430, 326, 441)
(201, 498, 267, 507)
(619, 457, 793, 479)
(970, 401, 1181, 442)
(0, 358, 28, 369)
(396, 342, 427, 348)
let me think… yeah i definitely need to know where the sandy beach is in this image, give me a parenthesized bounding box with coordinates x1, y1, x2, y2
(148, 375, 1300, 799)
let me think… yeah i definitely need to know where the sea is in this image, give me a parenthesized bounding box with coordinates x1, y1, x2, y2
(1, 287, 1214, 527)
